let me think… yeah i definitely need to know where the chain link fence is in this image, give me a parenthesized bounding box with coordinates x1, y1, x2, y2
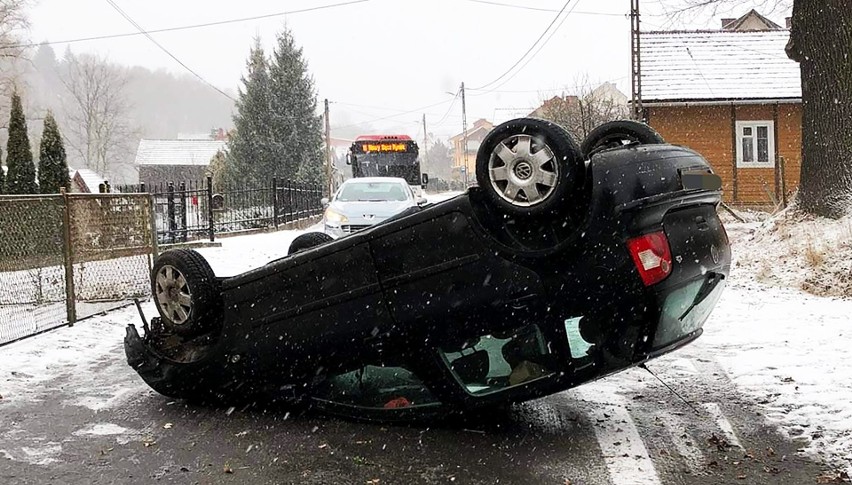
(0, 193, 156, 346)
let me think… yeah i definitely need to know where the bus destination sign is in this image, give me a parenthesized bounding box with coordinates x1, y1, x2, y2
(361, 142, 409, 153)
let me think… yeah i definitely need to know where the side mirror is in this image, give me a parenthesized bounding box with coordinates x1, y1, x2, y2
(321, 197, 330, 207)
(421, 173, 429, 188)
(346, 153, 354, 165)
(416, 197, 428, 206)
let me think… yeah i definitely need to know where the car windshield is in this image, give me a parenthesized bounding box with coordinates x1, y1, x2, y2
(336, 182, 408, 202)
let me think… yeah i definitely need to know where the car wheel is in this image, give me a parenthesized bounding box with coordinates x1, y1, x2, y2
(580, 120, 665, 158)
(475, 118, 583, 217)
(151, 249, 219, 337)
(289, 232, 334, 255)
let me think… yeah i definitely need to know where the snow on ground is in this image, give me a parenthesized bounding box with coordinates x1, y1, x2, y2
(727, 203, 852, 298)
(697, 283, 852, 472)
(0, 302, 147, 406)
(711, 207, 852, 473)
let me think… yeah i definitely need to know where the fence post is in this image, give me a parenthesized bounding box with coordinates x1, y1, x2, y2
(148, 194, 159, 261)
(286, 179, 293, 224)
(207, 176, 215, 242)
(60, 188, 77, 326)
(314, 183, 320, 215)
(179, 182, 187, 242)
(167, 182, 176, 244)
(272, 177, 279, 229)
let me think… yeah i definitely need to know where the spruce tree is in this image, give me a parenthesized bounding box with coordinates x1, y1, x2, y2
(38, 111, 71, 193)
(225, 30, 324, 187)
(225, 38, 273, 187)
(268, 29, 323, 184)
(5, 92, 37, 194)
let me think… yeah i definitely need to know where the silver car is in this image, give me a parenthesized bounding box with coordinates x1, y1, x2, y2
(322, 177, 426, 238)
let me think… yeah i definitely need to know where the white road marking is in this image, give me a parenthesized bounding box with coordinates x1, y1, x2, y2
(657, 412, 707, 473)
(703, 402, 744, 449)
(669, 357, 699, 376)
(575, 389, 663, 485)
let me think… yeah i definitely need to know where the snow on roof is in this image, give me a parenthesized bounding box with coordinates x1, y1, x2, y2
(134, 139, 227, 166)
(73, 168, 106, 192)
(640, 30, 801, 102)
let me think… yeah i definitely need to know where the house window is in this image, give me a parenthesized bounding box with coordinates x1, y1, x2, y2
(736, 121, 775, 168)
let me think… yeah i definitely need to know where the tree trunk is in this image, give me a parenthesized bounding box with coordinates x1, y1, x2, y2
(787, 0, 852, 218)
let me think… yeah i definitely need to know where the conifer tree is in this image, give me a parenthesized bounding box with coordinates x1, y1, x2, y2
(38, 111, 71, 193)
(225, 38, 273, 187)
(267, 29, 323, 184)
(226, 30, 324, 186)
(5, 92, 37, 194)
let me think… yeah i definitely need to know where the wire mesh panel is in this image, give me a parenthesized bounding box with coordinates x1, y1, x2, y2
(0, 196, 68, 344)
(67, 194, 155, 319)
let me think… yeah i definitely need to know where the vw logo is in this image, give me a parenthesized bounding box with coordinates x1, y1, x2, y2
(514, 161, 533, 180)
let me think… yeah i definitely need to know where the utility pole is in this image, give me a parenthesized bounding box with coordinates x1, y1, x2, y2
(324, 98, 332, 196)
(422, 113, 428, 173)
(630, 0, 644, 121)
(460, 82, 469, 187)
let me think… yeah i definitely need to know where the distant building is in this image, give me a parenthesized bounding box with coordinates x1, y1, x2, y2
(70, 168, 107, 193)
(135, 139, 228, 188)
(449, 119, 494, 183)
(640, 9, 800, 207)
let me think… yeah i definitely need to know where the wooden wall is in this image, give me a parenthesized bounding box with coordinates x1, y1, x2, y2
(647, 103, 801, 206)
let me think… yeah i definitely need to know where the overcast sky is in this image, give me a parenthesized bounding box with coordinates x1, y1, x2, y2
(28, 0, 791, 141)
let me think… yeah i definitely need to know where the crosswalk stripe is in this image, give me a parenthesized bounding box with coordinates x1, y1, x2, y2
(703, 402, 744, 449)
(576, 389, 663, 485)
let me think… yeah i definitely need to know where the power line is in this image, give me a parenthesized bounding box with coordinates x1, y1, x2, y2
(469, 0, 576, 91)
(104, 0, 236, 102)
(332, 98, 455, 130)
(465, 0, 623, 16)
(5, 0, 371, 50)
(431, 90, 460, 127)
(471, 0, 581, 95)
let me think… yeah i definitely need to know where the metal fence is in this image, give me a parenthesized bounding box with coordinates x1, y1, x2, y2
(0, 193, 156, 345)
(117, 177, 324, 243)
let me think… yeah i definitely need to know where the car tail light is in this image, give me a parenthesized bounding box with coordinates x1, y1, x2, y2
(627, 231, 672, 286)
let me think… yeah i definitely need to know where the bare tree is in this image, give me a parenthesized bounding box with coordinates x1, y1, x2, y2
(0, 0, 30, 124)
(666, 0, 851, 218)
(60, 53, 137, 179)
(536, 76, 629, 142)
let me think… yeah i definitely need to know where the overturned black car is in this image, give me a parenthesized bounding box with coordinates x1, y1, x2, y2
(126, 119, 730, 420)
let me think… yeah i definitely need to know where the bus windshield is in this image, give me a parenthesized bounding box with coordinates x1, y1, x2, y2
(350, 138, 420, 186)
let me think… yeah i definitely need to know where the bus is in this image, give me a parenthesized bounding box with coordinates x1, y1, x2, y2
(347, 135, 428, 196)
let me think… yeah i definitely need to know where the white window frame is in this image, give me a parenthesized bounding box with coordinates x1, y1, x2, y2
(736, 120, 775, 168)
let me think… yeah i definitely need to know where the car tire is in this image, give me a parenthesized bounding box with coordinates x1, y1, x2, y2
(289, 232, 334, 255)
(475, 117, 584, 217)
(151, 249, 220, 337)
(580, 120, 665, 158)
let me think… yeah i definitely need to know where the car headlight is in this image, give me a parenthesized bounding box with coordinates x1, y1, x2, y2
(325, 207, 348, 223)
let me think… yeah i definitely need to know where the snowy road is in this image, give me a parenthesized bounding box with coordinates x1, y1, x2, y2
(1, 220, 850, 484)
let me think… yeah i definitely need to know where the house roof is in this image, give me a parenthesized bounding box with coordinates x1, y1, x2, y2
(640, 30, 801, 102)
(724, 9, 784, 31)
(72, 168, 106, 193)
(135, 139, 227, 166)
(450, 119, 494, 142)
